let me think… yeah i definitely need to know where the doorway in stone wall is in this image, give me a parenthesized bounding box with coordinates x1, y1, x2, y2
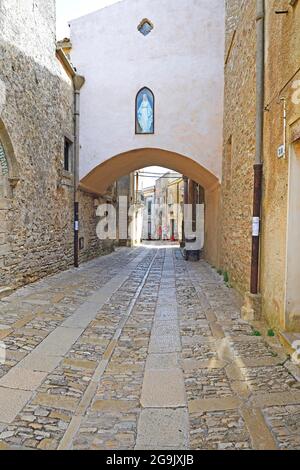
(0, 146, 11, 289)
(0, 122, 19, 292)
(285, 139, 300, 331)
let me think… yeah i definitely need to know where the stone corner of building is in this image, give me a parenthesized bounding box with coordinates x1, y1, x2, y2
(241, 291, 262, 322)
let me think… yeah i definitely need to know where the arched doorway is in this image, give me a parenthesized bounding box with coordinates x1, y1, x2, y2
(0, 119, 19, 289)
(79, 148, 220, 266)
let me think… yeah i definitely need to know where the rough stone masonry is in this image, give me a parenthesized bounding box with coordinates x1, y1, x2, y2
(0, 0, 114, 291)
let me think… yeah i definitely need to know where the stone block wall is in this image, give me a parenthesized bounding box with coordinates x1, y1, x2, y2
(221, 0, 256, 295)
(0, 0, 114, 290)
(222, 0, 300, 331)
(260, 0, 300, 330)
(78, 190, 116, 263)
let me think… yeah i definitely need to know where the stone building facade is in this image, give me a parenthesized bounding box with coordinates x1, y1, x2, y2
(221, 0, 256, 295)
(221, 0, 300, 333)
(141, 173, 184, 242)
(1, 0, 299, 337)
(0, 0, 114, 293)
(261, 0, 300, 332)
(69, 0, 225, 268)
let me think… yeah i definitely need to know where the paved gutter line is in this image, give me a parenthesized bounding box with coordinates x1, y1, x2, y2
(171, 250, 190, 449)
(136, 250, 190, 450)
(58, 250, 160, 450)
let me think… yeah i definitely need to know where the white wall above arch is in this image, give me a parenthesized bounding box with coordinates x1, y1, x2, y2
(70, 0, 225, 186)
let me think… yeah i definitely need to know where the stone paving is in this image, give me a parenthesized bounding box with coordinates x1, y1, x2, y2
(0, 246, 299, 450)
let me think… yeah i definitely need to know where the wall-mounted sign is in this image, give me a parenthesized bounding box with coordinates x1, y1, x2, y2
(252, 217, 260, 237)
(277, 144, 285, 159)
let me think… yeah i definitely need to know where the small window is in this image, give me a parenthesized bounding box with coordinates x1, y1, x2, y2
(224, 136, 233, 189)
(79, 237, 85, 250)
(138, 19, 154, 36)
(64, 138, 73, 172)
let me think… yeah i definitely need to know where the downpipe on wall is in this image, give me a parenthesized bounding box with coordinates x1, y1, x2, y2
(56, 48, 85, 269)
(73, 76, 85, 268)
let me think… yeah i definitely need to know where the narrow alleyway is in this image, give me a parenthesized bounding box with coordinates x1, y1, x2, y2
(0, 247, 299, 450)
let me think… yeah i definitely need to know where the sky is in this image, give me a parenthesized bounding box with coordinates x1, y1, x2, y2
(56, 0, 121, 39)
(137, 167, 179, 191)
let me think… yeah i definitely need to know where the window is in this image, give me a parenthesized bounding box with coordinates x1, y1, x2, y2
(224, 135, 233, 189)
(79, 237, 85, 250)
(0, 120, 20, 194)
(138, 19, 154, 36)
(136, 87, 155, 134)
(64, 137, 73, 172)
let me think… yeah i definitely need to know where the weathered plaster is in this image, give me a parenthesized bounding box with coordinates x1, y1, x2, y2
(70, 0, 225, 187)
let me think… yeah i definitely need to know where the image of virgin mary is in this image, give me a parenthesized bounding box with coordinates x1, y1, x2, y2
(137, 93, 153, 133)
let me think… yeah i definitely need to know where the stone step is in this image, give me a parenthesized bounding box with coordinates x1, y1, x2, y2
(278, 331, 300, 364)
(279, 331, 300, 351)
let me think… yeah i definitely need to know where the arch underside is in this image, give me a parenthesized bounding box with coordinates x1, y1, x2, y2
(80, 148, 220, 195)
(0, 142, 9, 176)
(0, 119, 19, 178)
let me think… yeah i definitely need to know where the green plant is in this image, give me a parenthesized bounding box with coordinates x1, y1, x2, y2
(267, 329, 275, 337)
(217, 269, 223, 275)
(223, 271, 229, 283)
(251, 330, 262, 337)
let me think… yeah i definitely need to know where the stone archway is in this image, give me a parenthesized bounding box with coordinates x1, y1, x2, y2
(0, 119, 19, 183)
(79, 148, 221, 266)
(0, 120, 19, 290)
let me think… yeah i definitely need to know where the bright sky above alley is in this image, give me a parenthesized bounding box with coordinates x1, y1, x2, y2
(56, 0, 121, 38)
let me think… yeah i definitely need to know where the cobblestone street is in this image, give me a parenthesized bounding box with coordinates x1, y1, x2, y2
(0, 246, 299, 450)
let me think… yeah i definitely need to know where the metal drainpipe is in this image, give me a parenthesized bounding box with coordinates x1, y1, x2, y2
(182, 176, 189, 246)
(250, 0, 265, 294)
(73, 75, 85, 268)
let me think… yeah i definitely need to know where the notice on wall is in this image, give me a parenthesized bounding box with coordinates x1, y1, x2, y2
(252, 217, 260, 237)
